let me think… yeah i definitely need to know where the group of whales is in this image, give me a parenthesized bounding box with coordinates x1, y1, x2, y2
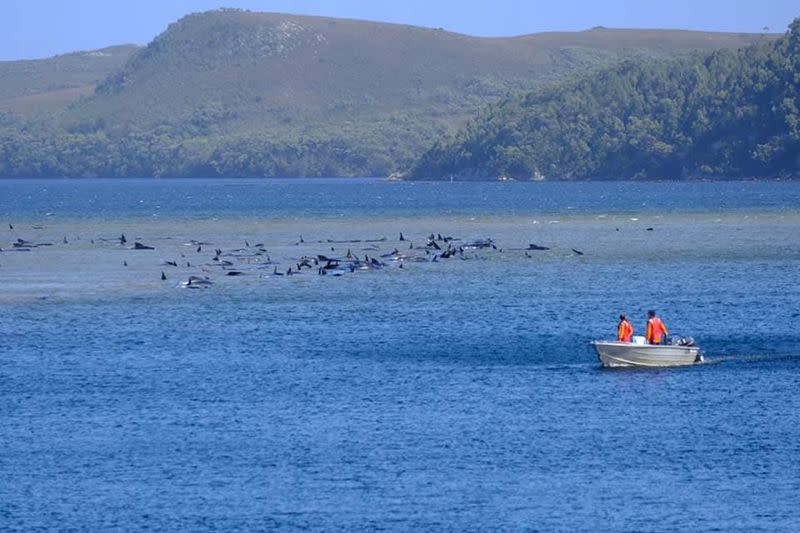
(169, 232, 519, 288)
(4, 224, 594, 289)
(161, 231, 589, 288)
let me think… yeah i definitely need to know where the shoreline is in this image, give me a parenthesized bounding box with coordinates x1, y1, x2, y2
(1, 175, 799, 182)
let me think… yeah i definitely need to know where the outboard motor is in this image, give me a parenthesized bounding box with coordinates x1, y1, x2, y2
(679, 336, 695, 347)
(668, 336, 695, 347)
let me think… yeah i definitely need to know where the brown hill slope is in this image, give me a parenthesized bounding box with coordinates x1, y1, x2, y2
(0, 45, 140, 114)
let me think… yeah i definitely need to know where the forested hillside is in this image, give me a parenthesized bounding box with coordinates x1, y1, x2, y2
(0, 9, 772, 178)
(409, 20, 800, 180)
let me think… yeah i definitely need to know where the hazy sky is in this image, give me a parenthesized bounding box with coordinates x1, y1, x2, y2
(3, 0, 797, 60)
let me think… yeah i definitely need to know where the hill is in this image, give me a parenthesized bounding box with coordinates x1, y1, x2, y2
(0, 45, 139, 115)
(0, 9, 778, 178)
(74, 13, 769, 129)
(408, 19, 800, 180)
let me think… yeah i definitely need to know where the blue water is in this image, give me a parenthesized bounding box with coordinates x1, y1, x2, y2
(2, 179, 800, 531)
(2, 178, 800, 220)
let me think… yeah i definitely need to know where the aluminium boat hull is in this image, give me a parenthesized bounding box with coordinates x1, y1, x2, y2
(592, 341, 702, 368)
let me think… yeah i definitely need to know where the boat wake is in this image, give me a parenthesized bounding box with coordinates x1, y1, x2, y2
(700, 353, 800, 365)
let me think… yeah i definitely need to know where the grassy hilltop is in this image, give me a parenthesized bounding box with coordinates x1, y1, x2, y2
(0, 9, 777, 178)
(0, 45, 139, 114)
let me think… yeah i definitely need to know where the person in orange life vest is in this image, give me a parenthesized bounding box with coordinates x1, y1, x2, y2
(646, 309, 669, 344)
(617, 314, 633, 342)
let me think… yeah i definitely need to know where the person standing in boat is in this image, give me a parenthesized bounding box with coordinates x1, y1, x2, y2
(617, 314, 633, 342)
(646, 310, 669, 344)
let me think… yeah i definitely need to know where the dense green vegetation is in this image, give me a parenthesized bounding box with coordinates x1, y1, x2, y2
(409, 19, 800, 180)
(0, 9, 772, 178)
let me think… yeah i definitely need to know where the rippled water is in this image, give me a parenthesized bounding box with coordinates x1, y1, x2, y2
(2, 179, 800, 531)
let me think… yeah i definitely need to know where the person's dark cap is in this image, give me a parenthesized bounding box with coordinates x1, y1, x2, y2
(648, 310, 656, 317)
(619, 314, 626, 320)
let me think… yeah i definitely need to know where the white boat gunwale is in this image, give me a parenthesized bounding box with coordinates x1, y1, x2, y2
(591, 340, 703, 368)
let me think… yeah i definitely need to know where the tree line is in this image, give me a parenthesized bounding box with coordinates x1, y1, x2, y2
(0, 118, 434, 178)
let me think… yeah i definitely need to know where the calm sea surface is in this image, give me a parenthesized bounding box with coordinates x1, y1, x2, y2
(1, 179, 799, 531)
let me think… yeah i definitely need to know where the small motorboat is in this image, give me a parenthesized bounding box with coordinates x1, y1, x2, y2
(592, 336, 703, 368)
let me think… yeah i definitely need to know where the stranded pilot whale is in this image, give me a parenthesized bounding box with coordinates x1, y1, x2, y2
(181, 275, 214, 288)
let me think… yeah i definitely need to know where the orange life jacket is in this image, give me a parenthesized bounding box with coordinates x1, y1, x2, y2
(617, 320, 633, 342)
(646, 317, 669, 344)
